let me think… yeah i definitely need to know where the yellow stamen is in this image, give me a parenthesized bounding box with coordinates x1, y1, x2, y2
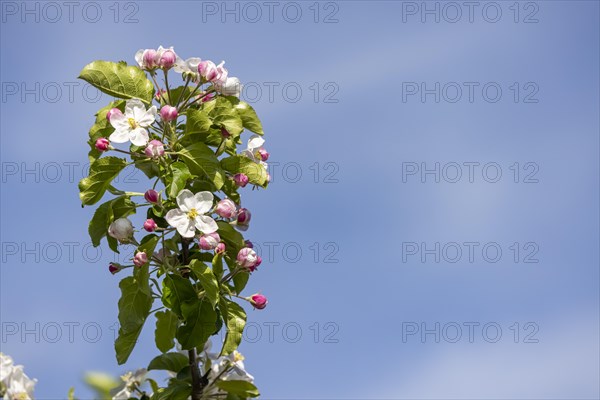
(128, 118, 137, 129)
(233, 351, 245, 362)
(187, 208, 198, 219)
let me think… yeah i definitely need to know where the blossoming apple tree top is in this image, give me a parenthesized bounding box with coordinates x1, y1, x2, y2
(77, 45, 270, 399)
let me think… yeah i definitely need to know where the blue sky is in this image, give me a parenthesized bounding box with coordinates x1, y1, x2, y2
(1, 1, 599, 398)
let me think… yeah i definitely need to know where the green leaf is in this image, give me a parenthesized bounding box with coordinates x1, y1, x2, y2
(221, 156, 268, 187)
(219, 299, 246, 356)
(178, 143, 225, 189)
(176, 299, 217, 350)
(212, 253, 224, 280)
(88, 196, 136, 247)
(169, 162, 192, 199)
(184, 109, 213, 139)
(115, 276, 153, 364)
(232, 272, 250, 294)
(155, 310, 179, 353)
(189, 260, 219, 308)
(79, 157, 128, 205)
(148, 352, 189, 372)
(162, 274, 197, 317)
(207, 97, 243, 136)
(230, 98, 264, 135)
(84, 372, 120, 400)
(215, 380, 259, 398)
(79, 61, 154, 104)
(216, 221, 245, 262)
(151, 382, 191, 400)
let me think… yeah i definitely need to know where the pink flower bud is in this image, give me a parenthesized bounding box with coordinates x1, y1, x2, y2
(215, 199, 237, 219)
(198, 60, 218, 81)
(250, 294, 268, 309)
(258, 148, 269, 162)
(95, 138, 110, 152)
(236, 208, 251, 225)
(133, 252, 148, 267)
(244, 240, 253, 248)
(237, 247, 259, 269)
(158, 49, 177, 69)
(198, 232, 221, 250)
(254, 256, 262, 268)
(221, 127, 230, 138)
(106, 108, 123, 121)
(215, 242, 226, 254)
(142, 49, 158, 69)
(160, 105, 178, 121)
(145, 140, 165, 158)
(233, 173, 249, 188)
(143, 218, 158, 232)
(109, 263, 121, 275)
(144, 189, 160, 203)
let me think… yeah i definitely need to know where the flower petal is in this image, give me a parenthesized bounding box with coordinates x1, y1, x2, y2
(109, 113, 129, 130)
(137, 106, 158, 127)
(165, 209, 196, 238)
(176, 189, 195, 212)
(247, 135, 265, 151)
(129, 127, 149, 146)
(109, 128, 130, 143)
(134, 49, 144, 68)
(194, 191, 214, 214)
(125, 99, 145, 118)
(195, 215, 218, 234)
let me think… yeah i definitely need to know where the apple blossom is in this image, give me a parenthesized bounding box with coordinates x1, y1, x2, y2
(145, 139, 165, 158)
(198, 60, 227, 84)
(143, 218, 158, 232)
(233, 173, 249, 188)
(242, 135, 268, 172)
(109, 99, 158, 146)
(144, 189, 160, 203)
(108, 218, 134, 242)
(215, 242, 226, 254)
(106, 107, 123, 121)
(134, 48, 158, 70)
(133, 252, 148, 267)
(250, 294, 268, 309)
(235, 208, 251, 231)
(174, 57, 202, 80)
(112, 369, 147, 400)
(198, 232, 221, 250)
(160, 105, 178, 121)
(165, 189, 218, 238)
(95, 137, 110, 152)
(156, 46, 177, 69)
(216, 198, 237, 218)
(0, 353, 36, 400)
(258, 147, 269, 161)
(254, 255, 262, 268)
(237, 247, 259, 270)
(215, 76, 242, 97)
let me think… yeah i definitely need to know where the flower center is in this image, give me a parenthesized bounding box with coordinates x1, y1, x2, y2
(187, 208, 198, 219)
(128, 118, 138, 129)
(233, 351, 245, 362)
